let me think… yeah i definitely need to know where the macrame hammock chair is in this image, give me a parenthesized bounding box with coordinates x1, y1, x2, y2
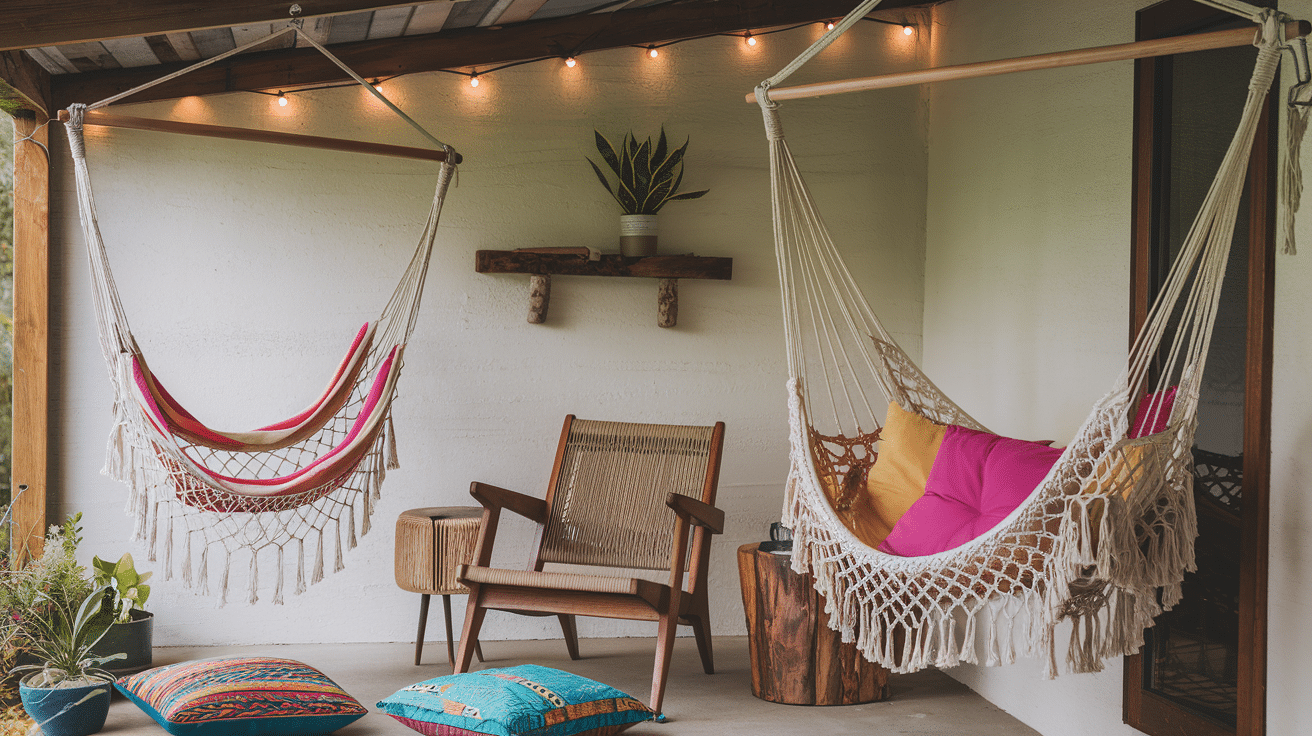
(63, 21, 459, 605)
(756, 0, 1300, 676)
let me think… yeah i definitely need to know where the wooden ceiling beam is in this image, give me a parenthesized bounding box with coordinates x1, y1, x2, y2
(51, 0, 931, 109)
(1, 50, 52, 116)
(0, 1, 432, 53)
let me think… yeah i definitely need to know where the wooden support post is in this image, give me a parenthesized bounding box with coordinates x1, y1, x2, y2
(11, 112, 49, 565)
(528, 274, 551, 324)
(657, 278, 678, 328)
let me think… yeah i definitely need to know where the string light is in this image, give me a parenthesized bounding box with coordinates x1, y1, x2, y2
(903, 25, 914, 36)
(745, 31, 757, 47)
(276, 91, 288, 107)
(470, 73, 480, 87)
(826, 21, 836, 30)
(565, 56, 577, 68)
(648, 46, 659, 58)
(372, 79, 383, 91)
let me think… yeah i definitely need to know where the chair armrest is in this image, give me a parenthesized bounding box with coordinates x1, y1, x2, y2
(666, 493, 724, 534)
(470, 481, 548, 524)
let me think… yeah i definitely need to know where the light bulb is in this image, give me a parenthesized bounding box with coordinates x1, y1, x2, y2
(648, 46, 659, 58)
(903, 25, 914, 36)
(470, 74, 479, 87)
(746, 32, 756, 46)
(825, 21, 835, 30)
(276, 92, 288, 107)
(565, 56, 577, 68)
(372, 79, 382, 91)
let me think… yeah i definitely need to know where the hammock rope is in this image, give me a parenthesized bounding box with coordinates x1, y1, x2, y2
(757, 3, 1291, 676)
(64, 23, 459, 604)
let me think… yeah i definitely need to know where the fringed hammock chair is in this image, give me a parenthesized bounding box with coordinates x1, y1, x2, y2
(755, 0, 1301, 676)
(64, 21, 459, 604)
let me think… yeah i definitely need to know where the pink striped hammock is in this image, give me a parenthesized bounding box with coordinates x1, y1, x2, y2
(61, 20, 460, 605)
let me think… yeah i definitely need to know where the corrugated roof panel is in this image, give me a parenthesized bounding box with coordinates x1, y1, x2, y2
(326, 11, 373, 44)
(369, 7, 415, 38)
(100, 37, 159, 68)
(444, 0, 498, 29)
(406, 2, 457, 34)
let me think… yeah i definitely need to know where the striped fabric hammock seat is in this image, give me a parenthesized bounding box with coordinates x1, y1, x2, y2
(63, 20, 458, 604)
(756, 0, 1297, 676)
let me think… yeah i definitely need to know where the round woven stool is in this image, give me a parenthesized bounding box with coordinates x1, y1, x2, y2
(395, 506, 485, 667)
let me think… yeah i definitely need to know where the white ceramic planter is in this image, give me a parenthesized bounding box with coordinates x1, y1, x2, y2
(619, 214, 658, 257)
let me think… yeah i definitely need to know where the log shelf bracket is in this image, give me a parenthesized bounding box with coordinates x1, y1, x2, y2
(474, 249, 732, 328)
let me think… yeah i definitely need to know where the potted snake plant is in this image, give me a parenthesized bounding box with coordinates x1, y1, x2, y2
(587, 127, 709, 256)
(14, 586, 123, 736)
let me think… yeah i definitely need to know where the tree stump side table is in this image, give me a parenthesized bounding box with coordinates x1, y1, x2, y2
(395, 507, 486, 667)
(737, 543, 890, 705)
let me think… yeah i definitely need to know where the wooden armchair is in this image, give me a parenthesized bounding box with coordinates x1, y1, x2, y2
(455, 416, 726, 715)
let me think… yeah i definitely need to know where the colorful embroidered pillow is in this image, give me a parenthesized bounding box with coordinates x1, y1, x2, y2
(376, 665, 652, 736)
(116, 656, 366, 736)
(878, 425, 1063, 557)
(856, 402, 947, 547)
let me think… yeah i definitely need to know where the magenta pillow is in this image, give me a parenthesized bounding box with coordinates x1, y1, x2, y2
(878, 425, 1063, 557)
(1130, 387, 1178, 438)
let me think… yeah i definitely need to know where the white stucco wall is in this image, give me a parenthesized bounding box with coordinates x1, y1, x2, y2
(48, 21, 930, 648)
(924, 1, 1312, 735)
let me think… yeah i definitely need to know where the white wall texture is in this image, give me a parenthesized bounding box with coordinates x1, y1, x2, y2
(48, 21, 931, 649)
(924, 1, 1312, 735)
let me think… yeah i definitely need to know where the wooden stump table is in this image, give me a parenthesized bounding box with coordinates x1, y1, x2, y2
(737, 543, 890, 705)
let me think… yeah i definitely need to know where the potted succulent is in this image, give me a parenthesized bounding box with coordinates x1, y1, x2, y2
(14, 586, 122, 736)
(586, 127, 709, 256)
(87, 553, 152, 675)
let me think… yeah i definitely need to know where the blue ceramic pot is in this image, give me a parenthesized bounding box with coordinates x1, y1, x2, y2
(19, 676, 112, 736)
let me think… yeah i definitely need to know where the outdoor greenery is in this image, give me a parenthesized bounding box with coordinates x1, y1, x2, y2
(0, 119, 13, 513)
(587, 128, 709, 215)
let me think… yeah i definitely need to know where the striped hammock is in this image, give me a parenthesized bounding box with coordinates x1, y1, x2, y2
(62, 22, 458, 604)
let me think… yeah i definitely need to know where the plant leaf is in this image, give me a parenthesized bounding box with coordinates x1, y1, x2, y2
(594, 131, 622, 177)
(632, 138, 653, 203)
(666, 189, 710, 201)
(586, 157, 617, 199)
(652, 127, 668, 170)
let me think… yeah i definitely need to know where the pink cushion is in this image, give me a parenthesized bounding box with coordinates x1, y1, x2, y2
(1130, 386, 1178, 438)
(878, 425, 1062, 557)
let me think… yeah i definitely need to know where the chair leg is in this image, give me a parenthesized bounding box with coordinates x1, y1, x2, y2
(455, 588, 488, 675)
(442, 594, 456, 665)
(414, 594, 431, 666)
(690, 605, 714, 675)
(649, 610, 679, 716)
(558, 614, 581, 660)
(474, 638, 485, 663)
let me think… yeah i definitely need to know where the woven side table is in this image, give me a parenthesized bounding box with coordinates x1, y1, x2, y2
(395, 506, 485, 667)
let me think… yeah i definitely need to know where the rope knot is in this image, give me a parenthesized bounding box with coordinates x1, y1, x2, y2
(65, 104, 88, 159)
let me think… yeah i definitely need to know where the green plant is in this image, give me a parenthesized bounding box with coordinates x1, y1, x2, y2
(587, 128, 709, 215)
(11, 586, 121, 687)
(90, 553, 151, 623)
(0, 514, 95, 699)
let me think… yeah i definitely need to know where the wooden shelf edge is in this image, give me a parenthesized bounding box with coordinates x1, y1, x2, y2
(475, 250, 733, 280)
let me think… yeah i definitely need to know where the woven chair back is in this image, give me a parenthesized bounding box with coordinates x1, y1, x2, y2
(538, 419, 718, 571)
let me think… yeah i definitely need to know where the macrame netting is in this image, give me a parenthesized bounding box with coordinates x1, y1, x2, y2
(758, 2, 1290, 676)
(63, 25, 458, 604)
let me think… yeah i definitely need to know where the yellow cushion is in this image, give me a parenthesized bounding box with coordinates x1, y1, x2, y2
(854, 402, 946, 547)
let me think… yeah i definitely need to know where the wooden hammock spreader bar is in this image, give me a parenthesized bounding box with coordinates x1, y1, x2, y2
(56, 109, 460, 164)
(746, 20, 1311, 103)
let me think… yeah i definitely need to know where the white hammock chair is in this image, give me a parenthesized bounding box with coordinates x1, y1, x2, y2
(757, 1, 1293, 676)
(64, 22, 459, 604)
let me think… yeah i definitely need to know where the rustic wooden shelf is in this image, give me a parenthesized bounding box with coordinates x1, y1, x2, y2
(475, 250, 733, 327)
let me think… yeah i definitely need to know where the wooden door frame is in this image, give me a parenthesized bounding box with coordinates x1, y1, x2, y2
(1123, 2, 1273, 734)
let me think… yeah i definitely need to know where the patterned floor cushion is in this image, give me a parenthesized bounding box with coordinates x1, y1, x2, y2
(376, 664, 652, 736)
(116, 656, 366, 736)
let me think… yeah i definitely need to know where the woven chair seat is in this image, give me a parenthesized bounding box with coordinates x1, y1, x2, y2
(460, 565, 665, 601)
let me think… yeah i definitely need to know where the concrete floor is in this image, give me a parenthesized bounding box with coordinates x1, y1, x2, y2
(100, 637, 1038, 735)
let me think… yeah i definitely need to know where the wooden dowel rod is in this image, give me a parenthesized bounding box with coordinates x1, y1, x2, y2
(747, 20, 1311, 103)
(57, 109, 460, 164)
